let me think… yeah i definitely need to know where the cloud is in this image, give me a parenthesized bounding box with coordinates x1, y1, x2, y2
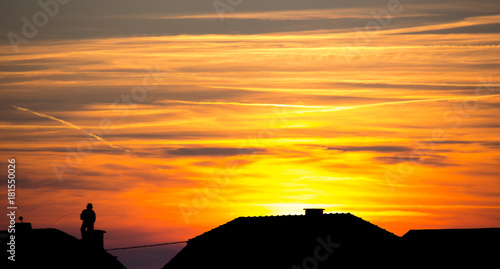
(166, 147, 268, 157)
(2, 0, 499, 42)
(0, 64, 49, 72)
(373, 156, 420, 164)
(393, 14, 500, 35)
(0, 147, 119, 154)
(403, 23, 500, 34)
(158, 99, 329, 109)
(374, 154, 458, 167)
(105, 132, 225, 140)
(18, 176, 133, 191)
(421, 140, 476, 145)
(481, 142, 500, 148)
(327, 146, 411, 153)
(161, 8, 430, 21)
(329, 81, 487, 92)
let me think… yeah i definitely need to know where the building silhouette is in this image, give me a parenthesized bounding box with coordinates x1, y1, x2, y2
(163, 209, 500, 269)
(2, 210, 499, 268)
(0, 220, 125, 269)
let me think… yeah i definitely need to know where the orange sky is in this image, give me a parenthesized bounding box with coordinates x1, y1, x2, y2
(1, 1, 500, 268)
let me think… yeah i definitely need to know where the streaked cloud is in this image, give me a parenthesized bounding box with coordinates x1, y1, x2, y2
(158, 99, 330, 109)
(166, 147, 268, 157)
(328, 146, 411, 153)
(161, 8, 433, 21)
(392, 14, 500, 34)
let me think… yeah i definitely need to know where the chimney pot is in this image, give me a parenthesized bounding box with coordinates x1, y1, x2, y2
(304, 208, 325, 216)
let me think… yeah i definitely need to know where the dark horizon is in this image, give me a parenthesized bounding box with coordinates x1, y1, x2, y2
(3, 210, 500, 268)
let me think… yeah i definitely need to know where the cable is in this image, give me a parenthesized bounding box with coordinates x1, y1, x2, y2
(49, 213, 78, 228)
(106, 241, 188, 251)
(48, 212, 187, 251)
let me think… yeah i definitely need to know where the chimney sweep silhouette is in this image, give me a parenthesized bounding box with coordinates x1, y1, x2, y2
(80, 203, 96, 239)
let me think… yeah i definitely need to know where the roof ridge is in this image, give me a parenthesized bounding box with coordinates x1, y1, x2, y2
(190, 218, 240, 241)
(348, 214, 399, 238)
(239, 212, 352, 218)
(189, 212, 357, 241)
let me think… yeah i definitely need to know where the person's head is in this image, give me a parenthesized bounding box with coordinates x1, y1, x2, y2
(86, 203, 93, 209)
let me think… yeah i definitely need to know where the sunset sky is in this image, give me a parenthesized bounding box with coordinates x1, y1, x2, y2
(1, 0, 500, 268)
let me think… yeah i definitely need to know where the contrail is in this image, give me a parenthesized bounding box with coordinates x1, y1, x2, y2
(291, 94, 500, 114)
(161, 94, 500, 114)
(12, 105, 129, 152)
(160, 100, 331, 109)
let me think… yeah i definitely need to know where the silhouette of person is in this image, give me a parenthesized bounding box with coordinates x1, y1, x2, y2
(80, 203, 96, 239)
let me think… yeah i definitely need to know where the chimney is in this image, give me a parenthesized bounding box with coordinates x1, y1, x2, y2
(16, 216, 32, 233)
(86, 230, 106, 250)
(304, 208, 325, 216)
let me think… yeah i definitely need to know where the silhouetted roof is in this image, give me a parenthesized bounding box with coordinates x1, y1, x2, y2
(403, 227, 500, 241)
(0, 228, 125, 269)
(164, 213, 500, 269)
(399, 227, 500, 267)
(164, 213, 399, 269)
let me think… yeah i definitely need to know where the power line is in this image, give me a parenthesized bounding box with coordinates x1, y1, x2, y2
(106, 241, 188, 251)
(49, 213, 78, 228)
